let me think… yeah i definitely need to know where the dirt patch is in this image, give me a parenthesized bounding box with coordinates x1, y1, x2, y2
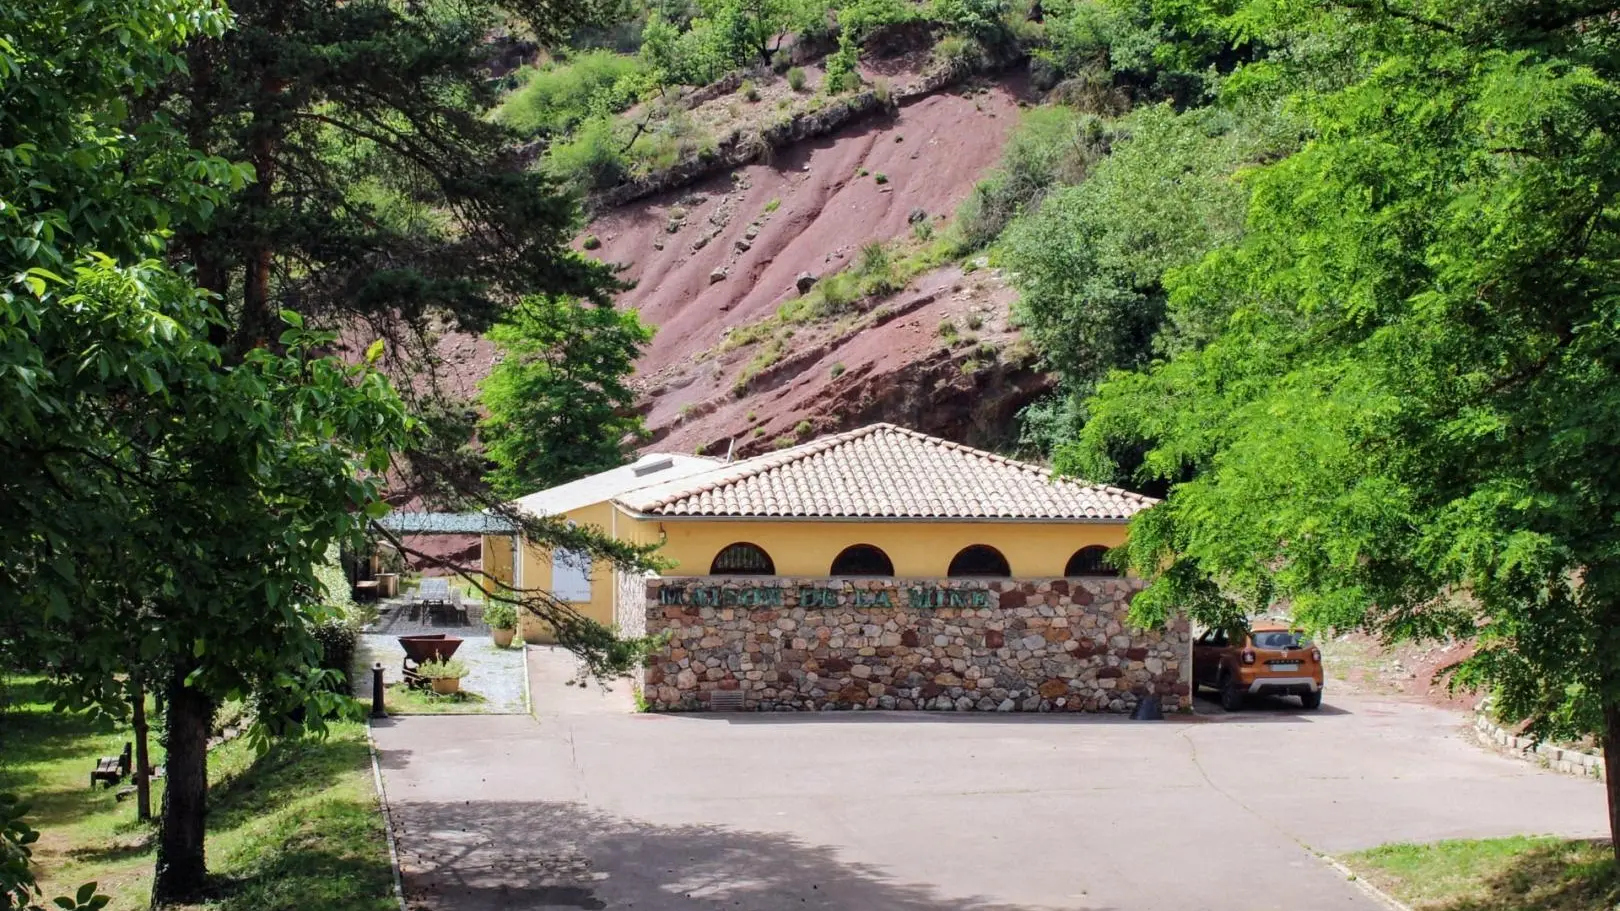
(1319, 632, 1478, 712)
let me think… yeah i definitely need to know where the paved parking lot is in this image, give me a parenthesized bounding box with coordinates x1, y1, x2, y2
(371, 648, 1607, 911)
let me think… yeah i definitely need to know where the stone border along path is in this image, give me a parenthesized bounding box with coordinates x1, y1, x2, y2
(354, 633, 527, 714)
(1474, 708, 1606, 780)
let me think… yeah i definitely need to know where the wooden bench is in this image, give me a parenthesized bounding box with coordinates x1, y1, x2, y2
(91, 742, 131, 789)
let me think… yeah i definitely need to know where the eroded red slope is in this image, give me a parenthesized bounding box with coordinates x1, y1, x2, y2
(589, 78, 1028, 379)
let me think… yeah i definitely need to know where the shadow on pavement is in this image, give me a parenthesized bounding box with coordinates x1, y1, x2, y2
(1190, 691, 1353, 719)
(390, 799, 1101, 911)
(667, 709, 1199, 726)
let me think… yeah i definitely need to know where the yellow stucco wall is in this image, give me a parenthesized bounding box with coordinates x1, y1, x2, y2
(516, 501, 619, 642)
(501, 499, 1132, 643)
(480, 534, 514, 593)
(613, 513, 1130, 578)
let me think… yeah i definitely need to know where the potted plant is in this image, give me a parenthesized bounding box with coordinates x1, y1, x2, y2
(484, 602, 518, 648)
(417, 658, 469, 696)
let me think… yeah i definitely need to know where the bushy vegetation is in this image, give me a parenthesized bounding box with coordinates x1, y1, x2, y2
(1001, 103, 1299, 447)
(954, 105, 1111, 251)
(496, 51, 652, 138)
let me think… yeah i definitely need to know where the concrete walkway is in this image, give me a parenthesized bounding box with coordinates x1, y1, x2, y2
(371, 690, 1608, 911)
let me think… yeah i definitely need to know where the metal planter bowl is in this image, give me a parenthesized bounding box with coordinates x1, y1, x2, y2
(397, 634, 463, 665)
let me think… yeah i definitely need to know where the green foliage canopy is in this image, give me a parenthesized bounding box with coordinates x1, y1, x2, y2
(1074, 0, 1620, 803)
(480, 296, 654, 499)
(1004, 102, 1297, 446)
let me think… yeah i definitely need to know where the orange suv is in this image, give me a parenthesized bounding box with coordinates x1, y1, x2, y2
(1193, 621, 1324, 711)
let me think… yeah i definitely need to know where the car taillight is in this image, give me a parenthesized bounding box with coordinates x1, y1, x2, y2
(1311, 648, 1321, 663)
(1241, 649, 1256, 665)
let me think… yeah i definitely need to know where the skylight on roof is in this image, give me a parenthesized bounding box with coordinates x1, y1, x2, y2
(633, 454, 676, 476)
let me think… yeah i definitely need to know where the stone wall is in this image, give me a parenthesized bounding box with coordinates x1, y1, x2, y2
(639, 577, 1191, 713)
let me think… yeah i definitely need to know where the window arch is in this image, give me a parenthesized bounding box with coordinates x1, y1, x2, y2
(947, 544, 1010, 578)
(1065, 545, 1119, 577)
(710, 542, 775, 575)
(829, 544, 894, 576)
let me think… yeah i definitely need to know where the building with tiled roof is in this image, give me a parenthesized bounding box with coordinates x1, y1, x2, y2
(483, 424, 1185, 714)
(486, 424, 1157, 638)
(615, 423, 1155, 521)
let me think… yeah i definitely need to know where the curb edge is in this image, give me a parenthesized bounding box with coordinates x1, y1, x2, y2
(366, 719, 409, 911)
(1319, 853, 1413, 911)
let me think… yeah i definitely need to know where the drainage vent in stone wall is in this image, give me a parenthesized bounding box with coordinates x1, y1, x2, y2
(709, 691, 746, 712)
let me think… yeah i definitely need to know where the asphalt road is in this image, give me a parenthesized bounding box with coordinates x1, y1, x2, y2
(370, 647, 1608, 911)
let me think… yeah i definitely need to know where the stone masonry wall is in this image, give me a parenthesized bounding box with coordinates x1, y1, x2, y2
(641, 577, 1191, 713)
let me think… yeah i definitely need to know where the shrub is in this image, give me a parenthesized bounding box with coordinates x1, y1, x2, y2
(938, 318, 958, 338)
(830, 362, 846, 377)
(931, 34, 985, 76)
(858, 241, 890, 275)
(795, 420, 813, 436)
(872, 76, 893, 107)
(313, 620, 359, 689)
(582, 234, 602, 250)
(483, 601, 518, 630)
(955, 106, 1109, 250)
(764, 197, 781, 213)
(929, 0, 1012, 45)
(873, 172, 888, 184)
(786, 66, 808, 91)
(822, 37, 860, 94)
(418, 658, 469, 680)
(543, 115, 628, 192)
(912, 220, 935, 241)
(965, 311, 984, 330)
(747, 409, 759, 421)
(741, 78, 759, 101)
(496, 51, 649, 139)
(773, 435, 795, 449)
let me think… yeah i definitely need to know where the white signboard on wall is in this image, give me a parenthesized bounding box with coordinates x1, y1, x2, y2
(552, 549, 592, 602)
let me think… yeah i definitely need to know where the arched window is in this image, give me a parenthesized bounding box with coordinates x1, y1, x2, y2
(710, 542, 775, 575)
(1065, 545, 1119, 577)
(947, 544, 1010, 578)
(829, 544, 894, 576)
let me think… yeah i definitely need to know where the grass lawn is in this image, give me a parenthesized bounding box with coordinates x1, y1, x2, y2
(0, 677, 394, 910)
(383, 681, 489, 714)
(1343, 836, 1620, 910)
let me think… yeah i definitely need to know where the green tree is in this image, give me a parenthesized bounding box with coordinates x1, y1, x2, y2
(1074, 1, 1620, 858)
(1003, 103, 1296, 447)
(0, 0, 662, 904)
(171, 0, 620, 355)
(704, 0, 791, 68)
(480, 296, 654, 499)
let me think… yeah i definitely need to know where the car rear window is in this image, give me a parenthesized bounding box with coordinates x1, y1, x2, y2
(1251, 631, 1308, 649)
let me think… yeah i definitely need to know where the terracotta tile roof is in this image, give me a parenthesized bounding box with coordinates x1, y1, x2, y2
(614, 424, 1157, 520)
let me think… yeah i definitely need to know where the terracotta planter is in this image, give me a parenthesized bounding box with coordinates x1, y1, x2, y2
(430, 677, 461, 696)
(492, 627, 516, 648)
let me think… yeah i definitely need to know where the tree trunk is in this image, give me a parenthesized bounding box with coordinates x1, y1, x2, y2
(1605, 701, 1620, 867)
(236, 71, 286, 355)
(132, 676, 151, 822)
(151, 669, 212, 906)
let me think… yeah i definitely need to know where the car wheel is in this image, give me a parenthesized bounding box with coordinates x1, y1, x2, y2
(1219, 674, 1244, 712)
(1300, 689, 1322, 710)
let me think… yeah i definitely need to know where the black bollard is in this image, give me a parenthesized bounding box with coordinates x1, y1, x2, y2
(1130, 694, 1163, 721)
(371, 662, 387, 718)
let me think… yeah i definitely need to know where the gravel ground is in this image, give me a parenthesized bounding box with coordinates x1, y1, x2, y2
(355, 633, 526, 714)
